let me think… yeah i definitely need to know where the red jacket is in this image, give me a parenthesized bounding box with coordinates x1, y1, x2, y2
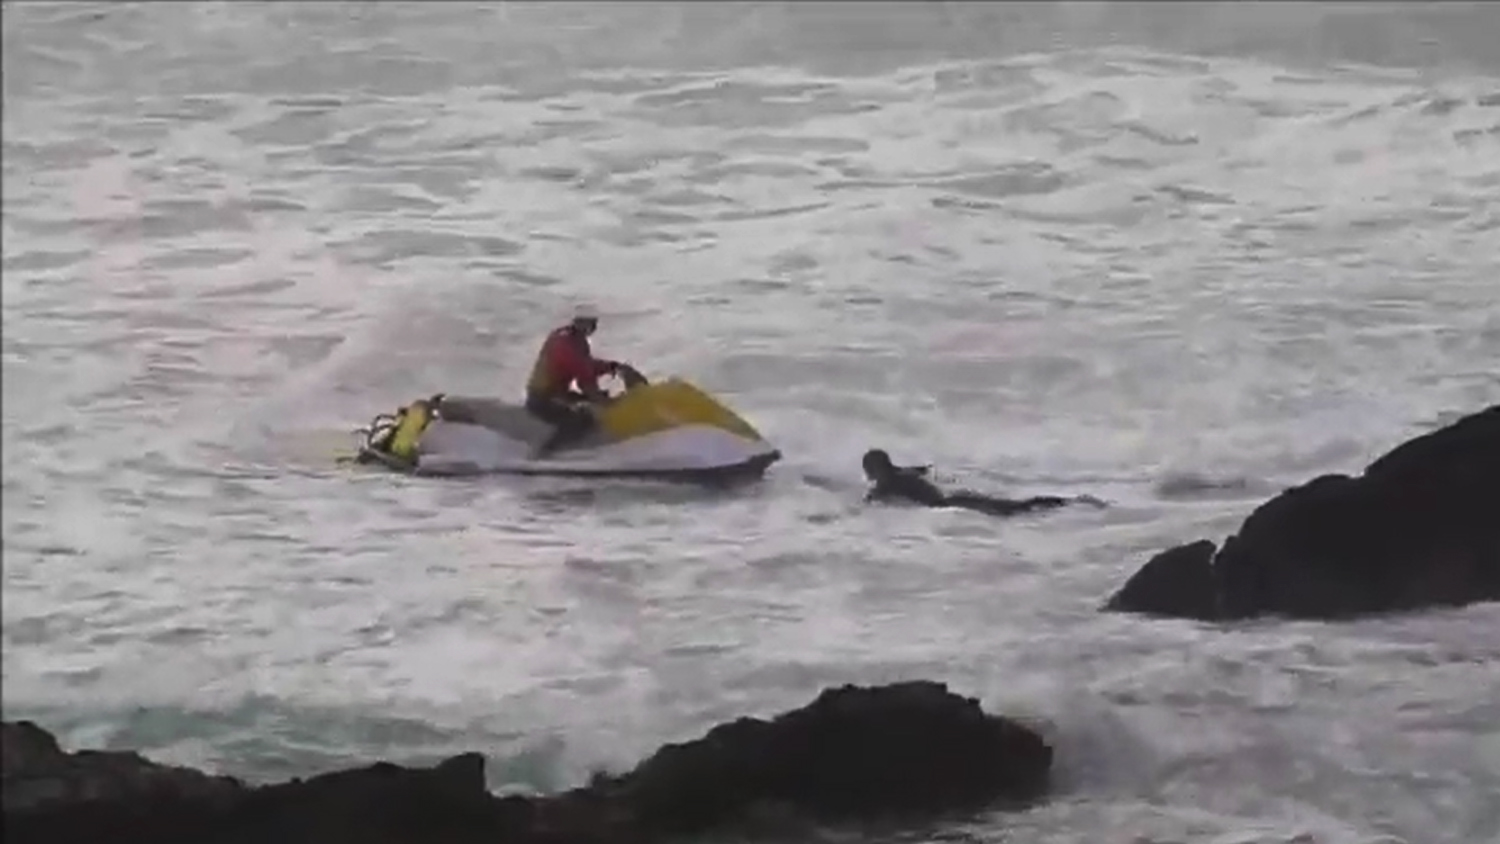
(526, 326, 614, 399)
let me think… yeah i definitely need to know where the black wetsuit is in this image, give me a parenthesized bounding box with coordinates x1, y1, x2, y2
(866, 467, 1075, 516)
(865, 467, 947, 507)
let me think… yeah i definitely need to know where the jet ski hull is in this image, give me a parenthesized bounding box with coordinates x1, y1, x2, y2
(407, 418, 781, 481)
(352, 378, 780, 483)
(419, 448, 781, 483)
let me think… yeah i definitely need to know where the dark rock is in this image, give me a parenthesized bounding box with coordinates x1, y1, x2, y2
(1, 681, 1053, 844)
(604, 680, 1052, 836)
(2, 720, 245, 815)
(1105, 404, 1500, 621)
(1104, 539, 1219, 619)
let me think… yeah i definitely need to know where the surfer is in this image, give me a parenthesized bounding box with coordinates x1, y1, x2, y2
(524, 306, 624, 457)
(861, 449, 1104, 516)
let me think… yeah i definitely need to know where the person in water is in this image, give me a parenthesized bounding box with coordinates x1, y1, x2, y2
(524, 306, 622, 457)
(861, 449, 1102, 516)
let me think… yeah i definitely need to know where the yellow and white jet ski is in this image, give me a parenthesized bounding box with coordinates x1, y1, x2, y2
(352, 370, 780, 481)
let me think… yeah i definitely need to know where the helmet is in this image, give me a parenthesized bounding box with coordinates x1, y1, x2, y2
(569, 304, 600, 333)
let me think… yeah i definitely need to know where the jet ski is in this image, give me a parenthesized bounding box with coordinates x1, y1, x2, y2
(351, 367, 780, 481)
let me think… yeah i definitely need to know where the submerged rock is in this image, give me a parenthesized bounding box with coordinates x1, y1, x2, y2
(2, 681, 1052, 844)
(1105, 404, 1500, 621)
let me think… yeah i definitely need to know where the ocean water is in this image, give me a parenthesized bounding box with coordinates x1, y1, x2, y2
(4, 2, 1500, 842)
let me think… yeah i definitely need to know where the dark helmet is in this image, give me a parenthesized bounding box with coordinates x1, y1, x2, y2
(862, 448, 893, 476)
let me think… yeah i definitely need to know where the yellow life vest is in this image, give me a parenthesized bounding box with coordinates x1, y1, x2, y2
(389, 400, 431, 461)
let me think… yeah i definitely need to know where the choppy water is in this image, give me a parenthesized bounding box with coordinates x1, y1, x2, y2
(5, 2, 1500, 841)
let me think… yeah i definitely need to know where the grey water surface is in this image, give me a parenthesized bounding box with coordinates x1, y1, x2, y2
(4, 3, 1500, 842)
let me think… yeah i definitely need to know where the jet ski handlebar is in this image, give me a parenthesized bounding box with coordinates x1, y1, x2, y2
(612, 362, 650, 390)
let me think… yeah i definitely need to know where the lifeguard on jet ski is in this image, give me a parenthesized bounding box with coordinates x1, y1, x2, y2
(352, 306, 781, 480)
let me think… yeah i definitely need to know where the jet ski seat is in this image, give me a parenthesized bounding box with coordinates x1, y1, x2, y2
(434, 396, 611, 450)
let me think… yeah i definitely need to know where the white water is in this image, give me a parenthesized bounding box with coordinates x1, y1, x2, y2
(4, 3, 1500, 842)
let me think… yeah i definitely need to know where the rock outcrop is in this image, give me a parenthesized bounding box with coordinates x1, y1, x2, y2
(2, 680, 1052, 844)
(1106, 404, 1500, 621)
(1, 720, 245, 814)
